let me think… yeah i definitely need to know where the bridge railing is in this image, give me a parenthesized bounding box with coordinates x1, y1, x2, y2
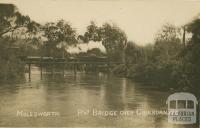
(21, 56, 123, 65)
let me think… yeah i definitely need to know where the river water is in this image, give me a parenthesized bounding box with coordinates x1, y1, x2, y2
(0, 66, 192, 127)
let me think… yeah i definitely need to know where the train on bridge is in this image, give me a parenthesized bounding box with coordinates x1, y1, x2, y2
(20, 55, 123, 80)
(20, 55, 109, 63)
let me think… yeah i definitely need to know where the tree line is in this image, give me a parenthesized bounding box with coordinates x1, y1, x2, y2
(113, 21, 200, 94)
(0, 3, 200, 94)
(0, 4, 127, 80)
(1, 4, 127, 58)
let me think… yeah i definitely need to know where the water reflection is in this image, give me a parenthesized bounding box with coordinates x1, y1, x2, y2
(0, 66, 192, 127)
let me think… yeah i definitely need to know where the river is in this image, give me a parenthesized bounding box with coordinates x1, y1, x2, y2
(0, 66, 191, 127)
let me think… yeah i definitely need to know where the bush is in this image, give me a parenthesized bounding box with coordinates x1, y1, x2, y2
(0, 38, 25, 82)
(112, 64, 127, 77)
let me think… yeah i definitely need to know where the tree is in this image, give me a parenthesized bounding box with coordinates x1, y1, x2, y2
(0, 4, 43, 56)
(83, 22, 127, 62)
(42, 20, 77, 57)
(150, 23, 184, 88)
(0, 4, 31, 37)
(153, 23, 182, 65)
(83, 21, 101, 42)
(125, 41, 141, 64)
(180, 18, 200, 90)
(100, 23, 127, 62)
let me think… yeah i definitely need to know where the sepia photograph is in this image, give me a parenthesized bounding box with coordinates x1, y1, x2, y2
(0, 0, 200, 127)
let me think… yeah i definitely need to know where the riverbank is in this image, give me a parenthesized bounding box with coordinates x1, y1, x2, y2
(0, 39, 25, 82)
(112, 64, 200, 97)
(0, 59, 25, 83)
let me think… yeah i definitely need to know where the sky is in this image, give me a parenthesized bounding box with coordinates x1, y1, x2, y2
(1, 0, 200, 45)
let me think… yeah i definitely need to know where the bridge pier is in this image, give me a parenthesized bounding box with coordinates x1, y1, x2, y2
(24, 57, 123, 80)
(63, 63, 65, 76)
(28, 63, 31, 81)
(74, 63, 77, 74)
(51, 61, 54, 76)
(40, 63, 43, 80)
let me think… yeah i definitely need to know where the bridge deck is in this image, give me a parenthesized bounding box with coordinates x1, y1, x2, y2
(22, 56, 123, 65)
(24, 61, 123, 65)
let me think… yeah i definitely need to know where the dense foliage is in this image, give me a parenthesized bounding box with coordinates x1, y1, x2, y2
(1, 3, 200, 93)
(0, 4, 27, 81)
(82, 21, 127, 62)
(113, 21, 200, 93)
(0, 38, 25, 81)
